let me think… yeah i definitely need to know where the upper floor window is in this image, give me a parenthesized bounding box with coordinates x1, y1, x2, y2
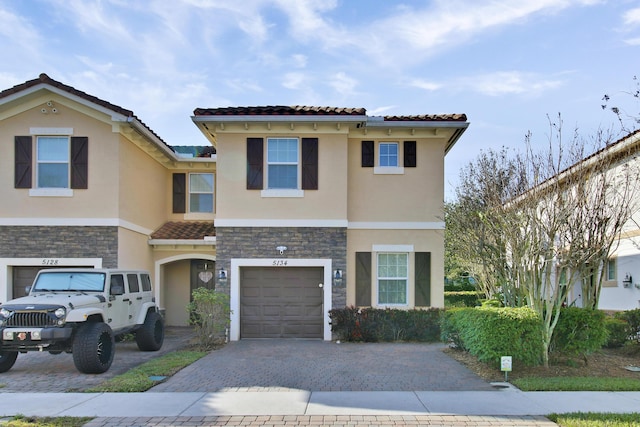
(14, 133, 88, 194)
(379, 142, 398, 167)
(37, 136, 69, 188)
(377, 253, 409, 306)
(267, 138, 299, 189)
(189, 173, 214, 213)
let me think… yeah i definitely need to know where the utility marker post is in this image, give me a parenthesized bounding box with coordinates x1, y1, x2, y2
(500, 356, 512, 382)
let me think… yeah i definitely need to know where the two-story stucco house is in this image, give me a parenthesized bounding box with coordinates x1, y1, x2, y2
(0, 74, 468, 340)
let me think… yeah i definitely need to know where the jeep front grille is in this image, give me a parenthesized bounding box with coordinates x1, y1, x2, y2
(6, 312, 57, 328)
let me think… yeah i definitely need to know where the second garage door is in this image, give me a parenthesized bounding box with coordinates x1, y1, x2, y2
(241, 267, 324, 338)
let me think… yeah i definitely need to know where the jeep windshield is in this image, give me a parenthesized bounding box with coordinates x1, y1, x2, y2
(32, 272, 106, 292)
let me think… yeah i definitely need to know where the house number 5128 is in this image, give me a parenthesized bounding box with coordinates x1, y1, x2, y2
(272, 260, 288, 266)
(42, 259, 60, 265)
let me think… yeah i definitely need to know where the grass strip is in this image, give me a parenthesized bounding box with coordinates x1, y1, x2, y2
(547, 412, 640, 427)
(86, 350, 207, 392)
(513, 376, 640, 391)
(0, 416, 92, 427)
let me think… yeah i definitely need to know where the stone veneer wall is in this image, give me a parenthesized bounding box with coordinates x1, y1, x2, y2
(215, 227, 347, 308)
(0, 226, 118, 267)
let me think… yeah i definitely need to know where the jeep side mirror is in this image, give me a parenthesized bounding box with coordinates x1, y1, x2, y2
(25, 286, 31, 295)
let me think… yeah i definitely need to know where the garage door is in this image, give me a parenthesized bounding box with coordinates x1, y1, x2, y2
(12, 266, 86, 299)
(241, 267, 324, 338)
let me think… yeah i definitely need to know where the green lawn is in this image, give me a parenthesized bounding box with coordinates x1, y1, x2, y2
(548, 412, 640, 427)
(513, 376, 640, 392)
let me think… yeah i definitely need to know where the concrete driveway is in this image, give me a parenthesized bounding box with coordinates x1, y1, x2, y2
(151, 339, 495, 392)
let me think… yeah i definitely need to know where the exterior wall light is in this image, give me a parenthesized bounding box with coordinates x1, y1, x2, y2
(622, 274, 633, 288)
(218, 268, 228, 285)
(333, 269, 343, 286)
(276, 246, 287, 255)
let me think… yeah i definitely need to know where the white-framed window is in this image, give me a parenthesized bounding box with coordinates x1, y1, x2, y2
(606, 258, 616, 281)
(189, 173, 214, 213)
(379, 142, 398, 167)
(377, 252, 409, 305)
(36, 136, 69, 188)
(267, 138, 299, 189)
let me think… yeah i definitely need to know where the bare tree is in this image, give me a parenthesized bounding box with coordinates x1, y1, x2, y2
(450, 116, 640, 367)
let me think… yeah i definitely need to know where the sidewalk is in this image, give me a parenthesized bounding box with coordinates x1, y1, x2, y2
(1, 388, 639, 426)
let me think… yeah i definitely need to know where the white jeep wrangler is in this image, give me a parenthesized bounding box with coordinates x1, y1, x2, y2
(0, 268, 164, 374)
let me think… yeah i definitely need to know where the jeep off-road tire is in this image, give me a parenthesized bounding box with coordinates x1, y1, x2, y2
(0, 351, 18, 373)
(135, 311, 164, 351)
(72, 322, 115, 374)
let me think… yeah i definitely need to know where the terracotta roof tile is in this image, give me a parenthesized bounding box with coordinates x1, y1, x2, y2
(150, 221, 216, 240)
(193, 105, 367, 116)
(382, 113, 468, 122)
(1, 73, 172, 150)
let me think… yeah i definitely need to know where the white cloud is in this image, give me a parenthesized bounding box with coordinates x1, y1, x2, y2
(624, 37, 640, 45)
(409, 79, 443, 92)
(623, 7, 640, 26)
(462, 71, 564, 97)
(291, 54, 308, 68)
(282, 72, 307, 90)
(329, 72, 358, 96)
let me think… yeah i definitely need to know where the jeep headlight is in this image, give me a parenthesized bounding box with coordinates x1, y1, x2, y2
(54, 307, 66, 319)
(0, 308, 12, 318)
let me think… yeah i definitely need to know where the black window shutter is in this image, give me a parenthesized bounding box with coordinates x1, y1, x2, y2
(415, 252, 431, 306)
(14, 136, 32, 188)
(355, 252, 372, 306)
(247, 138, 264, 190)
(404, 141, 417, 167)
(70, 136, 89, 189)
(301, 138, 318, 190)
(172, 173, 186, 213)
(361, 141, 374, 167)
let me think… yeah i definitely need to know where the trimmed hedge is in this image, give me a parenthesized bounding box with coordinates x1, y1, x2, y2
(441, 307, 543, 366)
(605, 317, 630, 348)
(550, 307, 607, 356)
(329, 306, 443, 342)
(444, 291, 482, 307)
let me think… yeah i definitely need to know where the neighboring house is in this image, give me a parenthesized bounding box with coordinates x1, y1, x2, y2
(568, 129, 640, 311)
(0, 74, 469, 340)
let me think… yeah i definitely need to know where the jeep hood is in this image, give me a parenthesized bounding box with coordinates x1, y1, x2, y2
(1, 293, 107, 310)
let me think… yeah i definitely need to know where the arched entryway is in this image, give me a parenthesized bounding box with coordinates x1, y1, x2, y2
(155, 254, 216, 326)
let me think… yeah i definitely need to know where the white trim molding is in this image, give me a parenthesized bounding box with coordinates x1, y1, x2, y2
(30, 127, 73, 135)
(216, 219, 348, 228)
(0, 218, 153, 236)
(349, 221, 445, 230)
(0, 257, 102, 302)
(229, 258, 333, 341)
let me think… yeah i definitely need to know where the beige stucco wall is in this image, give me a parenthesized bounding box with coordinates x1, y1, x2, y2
(347, 133, 447, 222)
(118, 135, 168, 230)
(118, 227, 155, 271)
(346, 229, 445, 308)
(0, 94, 120, 218)
(214, 125, 349, 221)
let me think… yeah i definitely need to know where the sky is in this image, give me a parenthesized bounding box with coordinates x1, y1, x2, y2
(1, 0, 639, 199)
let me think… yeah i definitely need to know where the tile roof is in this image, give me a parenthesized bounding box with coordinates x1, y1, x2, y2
(193, 106, 467, 123)
(150, 221, 216, 240)
(193, 105, 367, 116)
(382, 113, 467, 122)
(0, 73, 172, 151)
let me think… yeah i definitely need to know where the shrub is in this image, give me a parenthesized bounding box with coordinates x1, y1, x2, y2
(441, 307, 543, 366)
(616, 308, 640, 343)
(187, 287, 230, 349)
(444, 291, 481, 307)
(329, 306, 443, 342)
(605, 317, 630, 348)
(550, 307, 607, 357)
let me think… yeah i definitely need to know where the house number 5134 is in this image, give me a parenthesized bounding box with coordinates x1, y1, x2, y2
(272, 260, 288, 266)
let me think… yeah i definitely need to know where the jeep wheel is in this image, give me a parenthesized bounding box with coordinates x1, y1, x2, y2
(135, 311, 164, 351)
(72, 322, 115, 374)
(0, 351, 18, 373)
